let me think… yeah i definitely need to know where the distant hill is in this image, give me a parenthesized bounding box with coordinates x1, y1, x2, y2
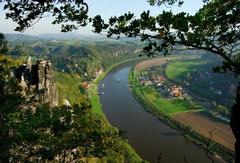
(4, 33, 108, 42)
(4, 33, 142, 43)
(37, 32, 82, 40)
(4, 33, 43, 42)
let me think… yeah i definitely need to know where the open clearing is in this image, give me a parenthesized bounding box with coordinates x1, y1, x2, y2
(173, 111, 235, 150)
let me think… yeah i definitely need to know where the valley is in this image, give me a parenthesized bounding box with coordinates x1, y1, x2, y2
(1, 34, 237, 163)
(1, 0, 240, 162)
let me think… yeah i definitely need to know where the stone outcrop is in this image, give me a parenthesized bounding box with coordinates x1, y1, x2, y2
(15, 57, 58, 107)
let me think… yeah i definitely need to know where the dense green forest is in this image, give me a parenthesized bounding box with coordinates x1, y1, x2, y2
(5, 37, 141, 81)
(4, 36, 143, 106)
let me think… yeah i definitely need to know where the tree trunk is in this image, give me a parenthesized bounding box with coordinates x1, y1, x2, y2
(230, 81, 240, 163)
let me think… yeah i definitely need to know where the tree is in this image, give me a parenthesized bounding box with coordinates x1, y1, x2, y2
(0, 44, 143, 162)
(11, 45, 25, 56)
(1, 0, 240, 161)
(0, 56, 24, 161)
(212, 101, 217, 108)
(215, 104, 229, 116)
(0, 33, 8, 53)
(1, 0, 89, 32)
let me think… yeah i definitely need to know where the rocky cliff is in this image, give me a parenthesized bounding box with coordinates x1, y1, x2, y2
(15, 57, 58, 107)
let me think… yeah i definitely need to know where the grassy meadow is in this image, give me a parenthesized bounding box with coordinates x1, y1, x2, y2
(166, 60, 209, 79)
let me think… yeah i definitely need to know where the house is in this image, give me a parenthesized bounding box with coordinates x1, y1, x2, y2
(158, 75, 166, 83)
(170, 85, 183, 97)
(81, 82, 91, 90)
(151, 75, 166, 85)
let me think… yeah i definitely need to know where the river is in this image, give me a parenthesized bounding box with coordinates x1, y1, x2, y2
(99, 61, 225, 163)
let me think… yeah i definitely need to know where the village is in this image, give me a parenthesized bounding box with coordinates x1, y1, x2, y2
(137, 64, 233, 122)
(138, 64, 237, 102)
(80, 66, 104, 92)
(138, 66, 186, 98)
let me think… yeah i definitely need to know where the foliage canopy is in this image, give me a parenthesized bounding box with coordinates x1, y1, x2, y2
(1, 0, 89, 32)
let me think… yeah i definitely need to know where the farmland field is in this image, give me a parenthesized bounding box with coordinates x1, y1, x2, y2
(174, 111, 235, 150)
(135, 56, 180, 71)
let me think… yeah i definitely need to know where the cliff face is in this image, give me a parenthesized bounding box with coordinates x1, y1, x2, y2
(15, 57, 58, 107)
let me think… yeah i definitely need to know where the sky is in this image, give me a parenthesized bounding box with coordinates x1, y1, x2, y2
(0, 0, 204, 35)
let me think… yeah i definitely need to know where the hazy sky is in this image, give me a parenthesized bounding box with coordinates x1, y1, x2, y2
(0, 0, 204, 35)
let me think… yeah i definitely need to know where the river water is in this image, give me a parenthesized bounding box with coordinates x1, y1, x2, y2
(99, 61, 225, 163)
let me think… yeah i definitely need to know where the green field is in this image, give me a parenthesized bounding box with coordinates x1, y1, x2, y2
(165, 59, 237, 109)
(141, 86, 202, 114)
(166, 60, 208, 79)
(89, 83, 104, 115)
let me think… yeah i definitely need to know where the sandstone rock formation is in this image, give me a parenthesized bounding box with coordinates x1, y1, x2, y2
(15, 57, 58, 107)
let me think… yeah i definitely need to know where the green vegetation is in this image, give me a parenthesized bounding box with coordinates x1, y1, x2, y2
(52, 48, 144, 161)
(0, 53, 143, 162)
(89, 83, 103, 115)
(0, 33, 8, 53)
(6, 39, 141, 81)
(55, 72, 86, 106)
(54, 58, 144, 161)
(165, 57, 238, 111)
(2, 0, 240, 160)
(2, 102, 143, 162)
(141, 86, 202, 114)
(88, 62, 111, 115)
(214, 105, 229, 117)
(166, 60, 208, 80)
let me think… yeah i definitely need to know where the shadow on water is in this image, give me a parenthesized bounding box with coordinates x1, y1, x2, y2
(99, 61, 226, 163)
(160, 131, 181, 136)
